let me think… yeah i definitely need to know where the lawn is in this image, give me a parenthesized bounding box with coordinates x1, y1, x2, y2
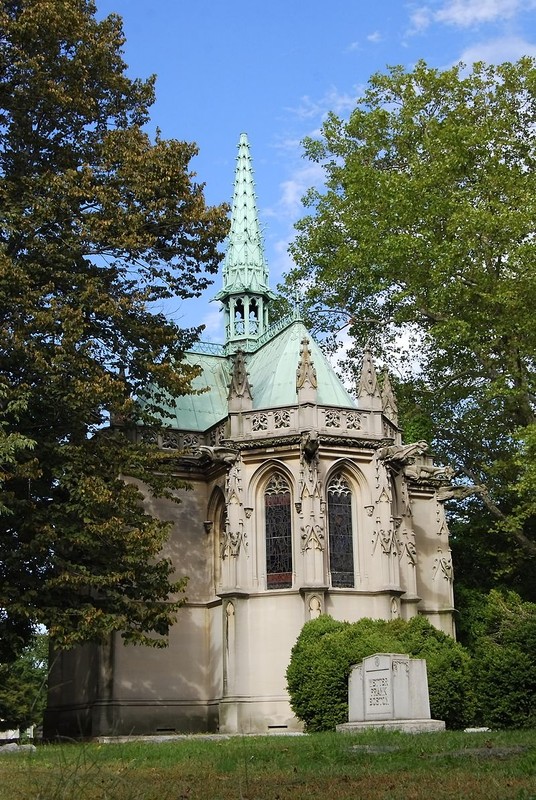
(0, 729, 535, 800)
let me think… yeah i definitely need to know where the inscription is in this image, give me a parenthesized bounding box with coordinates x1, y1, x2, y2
(367, 677, 390, 707)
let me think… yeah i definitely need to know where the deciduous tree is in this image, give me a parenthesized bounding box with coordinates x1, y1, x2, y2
(0, 0, 229, 660)
(285, 59, 536, 570)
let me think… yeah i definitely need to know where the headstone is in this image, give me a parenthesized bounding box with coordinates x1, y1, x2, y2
(338, 653, 445, 734)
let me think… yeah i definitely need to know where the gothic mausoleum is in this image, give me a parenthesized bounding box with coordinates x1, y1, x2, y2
(45, 134, 456, 738)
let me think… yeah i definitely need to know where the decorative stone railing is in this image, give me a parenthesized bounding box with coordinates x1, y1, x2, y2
(136, 403, 390, 453)
(235, 404, 386, 441)
(136, 421, 227, 453)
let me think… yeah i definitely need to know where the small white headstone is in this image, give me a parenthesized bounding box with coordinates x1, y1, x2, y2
(338, 652, 444, 734)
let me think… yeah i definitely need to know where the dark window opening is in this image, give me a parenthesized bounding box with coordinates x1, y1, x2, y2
(328, 474, 354, 588)
(265, 475, 292, 589)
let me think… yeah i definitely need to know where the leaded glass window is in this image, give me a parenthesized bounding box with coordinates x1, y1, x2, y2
(327, 473, 355, 588)
(265, 474, 292, 589)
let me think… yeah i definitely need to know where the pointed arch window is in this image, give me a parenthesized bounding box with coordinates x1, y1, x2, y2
(327, 473, 355, 588)
(265, 474, 292, 589)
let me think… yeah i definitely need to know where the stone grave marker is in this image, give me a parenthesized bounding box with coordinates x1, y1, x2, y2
(337, 653, 445, 733)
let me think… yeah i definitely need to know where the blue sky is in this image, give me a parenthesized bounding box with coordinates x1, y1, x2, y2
(96, 0, 536, 341)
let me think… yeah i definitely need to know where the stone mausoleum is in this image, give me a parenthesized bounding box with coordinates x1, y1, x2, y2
(45, 134, 456, 738)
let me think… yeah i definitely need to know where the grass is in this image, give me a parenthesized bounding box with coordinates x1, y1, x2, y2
(0, 729, 535, 800)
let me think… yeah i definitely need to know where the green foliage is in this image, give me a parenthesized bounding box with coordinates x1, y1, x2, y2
(0, 633, 48, 731)
(286, 615, 350, 731)
(284, 58, 536, 571)
(469, 590, 536, 729)
(0, 0, 229, 659)
(286, 615, 473, 731)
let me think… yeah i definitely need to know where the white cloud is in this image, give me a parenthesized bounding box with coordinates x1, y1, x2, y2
(458, 33, 536, 62)
(409, 0, 536, 32)
(436, 0, 535, 27)
(287, 86, 358, 122)
(272, 136, 302, 154)
(278, 163, 325, 220)
(367, 31, 383, 43)
(408, 6, 433, 33)
(262, 162, 327, 281)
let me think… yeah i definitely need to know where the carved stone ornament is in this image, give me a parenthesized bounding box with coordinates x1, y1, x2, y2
(299, 438, 321, 501)
(373, 525, 398, 557)
(221, 525, 245, 559)
(437, 484, 487, 502)
(381, 369, 399, 425)
(396, 524, 417, 566)
(403, 463, 455, 482)
(197, 445, 239, 465)
(357, 344, 381, 399)
(432, 549, 454, 582)
(308, 595, 322, 619)
(274, 409, 291, 429)
(251, 413, 268, 431)
(300, 430, 319, 461)
(161, 429, 180, 450)
(301, 523, 325, 553)
(228, 348, 253, 400)
(346, 411, 362, 430)
(377, 440, 429, 467)
(225, 455, 243, 503)
(435, 501, 449, 537)
(296, 337, 318, 389)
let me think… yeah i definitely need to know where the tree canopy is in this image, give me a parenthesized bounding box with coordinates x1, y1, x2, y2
(284, 58, 536, 577)
(0, 0, 229, 660)
(0, 633, 48, 732)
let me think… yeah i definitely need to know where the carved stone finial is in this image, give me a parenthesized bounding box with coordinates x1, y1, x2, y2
(296, 337, 318, 390)
(381, 370, 398, 425)
(228, 348, 253, 401)
(357, 344, 383, 411)
(358, 344, 379, 397)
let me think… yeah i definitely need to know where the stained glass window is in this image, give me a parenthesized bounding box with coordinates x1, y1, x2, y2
(327, 473, 354, 588)
(265, 474, 292, 589)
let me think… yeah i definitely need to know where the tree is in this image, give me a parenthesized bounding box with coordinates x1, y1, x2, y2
(0, 633, 48, 732)
(0, 0, 229, 661)
(285, 58, 536, 572)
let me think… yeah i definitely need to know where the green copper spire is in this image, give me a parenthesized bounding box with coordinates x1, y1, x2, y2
(214, 133, 276, 347)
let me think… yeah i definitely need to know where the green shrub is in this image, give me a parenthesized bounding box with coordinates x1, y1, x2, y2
(472, 641, 536, 729)
(469, 590, 536, 729)
(285, 616, 350, 731)
(286, 615, 474, 731)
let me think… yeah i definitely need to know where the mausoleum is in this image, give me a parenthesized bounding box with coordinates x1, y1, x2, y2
(45, 134, 456, 738)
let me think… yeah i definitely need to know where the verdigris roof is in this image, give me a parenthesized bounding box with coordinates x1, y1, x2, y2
(161, 319, 357, 432)
(160, 351, 229, 431)
(246, 320, 356, 410)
